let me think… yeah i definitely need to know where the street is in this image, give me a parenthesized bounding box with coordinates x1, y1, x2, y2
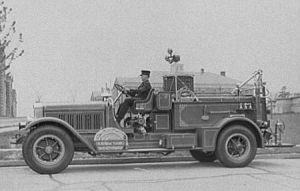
(1, 159, 300, 191)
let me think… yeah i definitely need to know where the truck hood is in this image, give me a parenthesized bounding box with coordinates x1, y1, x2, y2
(35, 101, 107, 112)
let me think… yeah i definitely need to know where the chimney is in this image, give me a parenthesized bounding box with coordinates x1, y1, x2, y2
(220, 71, 226, 77)
(201, 69, 204, 73)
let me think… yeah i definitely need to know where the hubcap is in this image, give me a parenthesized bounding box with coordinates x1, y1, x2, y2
(33, 134, 65, 166)
(45, 146, 53, 154)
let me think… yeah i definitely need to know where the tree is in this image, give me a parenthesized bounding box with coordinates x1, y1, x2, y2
(278, 86, 290, 98)
(0, 2, 24, 71)
(0, 1, 24, 117)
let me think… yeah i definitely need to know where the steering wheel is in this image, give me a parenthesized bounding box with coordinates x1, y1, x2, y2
(114, 84, 130, 95)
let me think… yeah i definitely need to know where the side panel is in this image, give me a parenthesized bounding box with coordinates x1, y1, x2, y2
(151, 112, 171, 132)
(196, 128, 219, 151)
(172, 100, 255, 130)
(172, 102, 235, 129)
(155, 92, 172, 111)
(163, 133, 197, 149)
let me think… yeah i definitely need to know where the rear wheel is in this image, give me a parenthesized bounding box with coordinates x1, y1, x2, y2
(216, 125, 257, 168)
(189, 150, 217, 162)
(22, 125, 74, 174)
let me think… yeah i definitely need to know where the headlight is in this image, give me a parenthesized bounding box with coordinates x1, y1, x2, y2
(33, 102, 43, 119)
(19, 122, 27, 130)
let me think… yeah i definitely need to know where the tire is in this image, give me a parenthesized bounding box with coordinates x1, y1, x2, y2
(22, 125, 74, 174)
(189, 150, 217, 162)
(215, 125, 257, 168)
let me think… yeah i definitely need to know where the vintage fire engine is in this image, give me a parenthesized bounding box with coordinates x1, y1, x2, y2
(16, 50, 272, 174)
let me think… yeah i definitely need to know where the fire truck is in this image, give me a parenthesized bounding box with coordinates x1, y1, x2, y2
(16, 50, 271, 174)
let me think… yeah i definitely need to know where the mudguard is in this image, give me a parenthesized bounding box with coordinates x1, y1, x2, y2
(214, 116, 264, 148)
(23, 117, 97, 153)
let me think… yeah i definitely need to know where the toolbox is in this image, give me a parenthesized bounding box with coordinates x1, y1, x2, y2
(162, 133, 197, 149)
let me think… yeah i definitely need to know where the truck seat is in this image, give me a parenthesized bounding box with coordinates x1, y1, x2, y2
(132, 89, 155, 114)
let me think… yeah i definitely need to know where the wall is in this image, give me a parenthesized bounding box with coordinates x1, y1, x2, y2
(273, 97, 300, 114)
(269, 113, 300, 145)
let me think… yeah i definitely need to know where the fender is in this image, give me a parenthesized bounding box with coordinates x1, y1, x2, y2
(24, 117, 97, 153)
(214, 116, 264, 148)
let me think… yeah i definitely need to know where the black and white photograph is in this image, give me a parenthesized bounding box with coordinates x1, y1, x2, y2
(1, 0, 300, 190)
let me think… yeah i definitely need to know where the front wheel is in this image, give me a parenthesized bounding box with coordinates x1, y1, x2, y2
(216, 125, 257, 168)
(22, 125, 74, 174)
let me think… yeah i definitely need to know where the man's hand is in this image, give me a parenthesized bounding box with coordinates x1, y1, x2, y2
(124, 87, 130, 93)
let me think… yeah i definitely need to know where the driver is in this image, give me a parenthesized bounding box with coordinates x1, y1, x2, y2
(116, 70, 152, 123)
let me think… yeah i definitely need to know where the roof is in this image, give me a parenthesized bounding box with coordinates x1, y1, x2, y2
(115, 70, 244, 86)
(91, 91, 101, 97)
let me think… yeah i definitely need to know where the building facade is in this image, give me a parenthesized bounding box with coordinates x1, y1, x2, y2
(112, 64, 253, 99)
(91, 84, 112, 102)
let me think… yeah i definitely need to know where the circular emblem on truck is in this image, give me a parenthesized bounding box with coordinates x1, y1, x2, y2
(94, 127, 128, 151)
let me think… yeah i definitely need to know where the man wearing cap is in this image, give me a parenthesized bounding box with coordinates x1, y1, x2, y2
(116, 70, 152, 123)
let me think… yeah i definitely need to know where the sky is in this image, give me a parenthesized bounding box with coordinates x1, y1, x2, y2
(4, 0, 300, 117)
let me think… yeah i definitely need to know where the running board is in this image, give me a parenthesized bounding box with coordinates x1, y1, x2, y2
(92, 147, 203, 155)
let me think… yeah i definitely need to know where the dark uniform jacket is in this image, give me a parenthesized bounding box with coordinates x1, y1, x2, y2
(128, 80, 152, 100)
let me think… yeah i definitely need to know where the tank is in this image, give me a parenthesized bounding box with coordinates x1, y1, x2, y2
(291, 97, 300, 113)
(275, 98, 292, 114)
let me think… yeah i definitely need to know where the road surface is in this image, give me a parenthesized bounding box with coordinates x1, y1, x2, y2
(1, 159, 300, 191)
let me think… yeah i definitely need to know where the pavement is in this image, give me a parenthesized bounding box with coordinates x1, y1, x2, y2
(0, 145, 300, 168)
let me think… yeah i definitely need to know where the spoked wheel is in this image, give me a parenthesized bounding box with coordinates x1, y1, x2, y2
(189, 150, 217, 162)
(216, 125, 257, 168)
(22, 125, 74, 174)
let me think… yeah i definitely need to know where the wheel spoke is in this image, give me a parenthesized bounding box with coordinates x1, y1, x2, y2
(45, 138, 49, 146)
(51, 141, 58, 147)
(49, 154, 53, 162)
(52, 150, 62, 154)
(241, 138, 246, 145)
(229, 139, 236, 148)
(36, 145, 45, 150)
(38, 152, 46, 159)
(230, 138, 236, 144)
(229, 138, 238, 149)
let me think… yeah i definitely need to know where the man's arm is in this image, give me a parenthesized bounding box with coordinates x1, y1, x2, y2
(129, 81, 151, 95)
(135, 81, 151, 94)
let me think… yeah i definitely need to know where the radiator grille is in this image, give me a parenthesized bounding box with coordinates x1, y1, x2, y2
(47, 112, 105, 130)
